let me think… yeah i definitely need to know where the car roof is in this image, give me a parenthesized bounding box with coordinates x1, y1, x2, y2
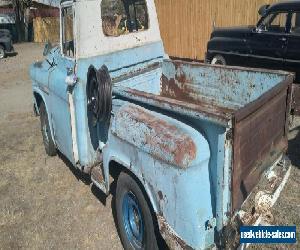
(267, 1, 300, 13)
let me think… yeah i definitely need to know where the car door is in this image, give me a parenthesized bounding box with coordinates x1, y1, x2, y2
(248, 12, 289, 70)
(286, 11, 300, 115)
(285, 11, 300, 82)
(48, 4, 76, 163)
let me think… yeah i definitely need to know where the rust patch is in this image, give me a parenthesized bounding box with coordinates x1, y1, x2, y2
(117, 83, 234, 126)
(157, 191, 163, 200)
(161, 75, 191, 101)
(160, 73, 233, 115)
(157, 215, 193, 250)
(113, 104, 197, 168)
(91, 164, 104, 184)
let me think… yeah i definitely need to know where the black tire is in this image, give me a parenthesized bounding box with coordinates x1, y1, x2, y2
(211, 54, 226, 65)
(39, 102, 57, 156)
(116, 172, 159, 250)
(0, 45, 6, 59)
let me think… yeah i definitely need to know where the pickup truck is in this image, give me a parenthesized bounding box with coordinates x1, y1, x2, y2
(30, 0, 294, 249)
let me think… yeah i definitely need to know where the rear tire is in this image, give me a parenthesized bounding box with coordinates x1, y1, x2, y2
(116, 172, 159, 250)
(211, 54, 226, 65)
(39, 102, 57, 156)
(0, 45, 6, 59)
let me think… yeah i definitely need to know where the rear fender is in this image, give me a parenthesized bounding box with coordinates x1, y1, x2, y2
(102, 103, 213, 248)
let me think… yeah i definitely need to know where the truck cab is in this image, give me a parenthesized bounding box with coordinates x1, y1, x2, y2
(30, 0, 293, 249)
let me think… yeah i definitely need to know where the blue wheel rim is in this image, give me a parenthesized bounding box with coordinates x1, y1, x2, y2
(122, 191, 144, 248)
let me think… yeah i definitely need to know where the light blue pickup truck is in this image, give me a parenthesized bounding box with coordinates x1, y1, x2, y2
(30, 0, 294, 249)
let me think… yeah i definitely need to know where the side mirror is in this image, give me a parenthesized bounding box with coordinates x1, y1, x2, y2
(258, 4, 269, 16)
(43, 42, 53, 56)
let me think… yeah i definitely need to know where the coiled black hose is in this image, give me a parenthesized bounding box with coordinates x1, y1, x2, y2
(87, 65, 112, 124)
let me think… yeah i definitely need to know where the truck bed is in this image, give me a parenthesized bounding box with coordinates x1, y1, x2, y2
(113, 59, 293, 211)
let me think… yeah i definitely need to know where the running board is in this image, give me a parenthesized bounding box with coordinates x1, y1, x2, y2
(91, 163, 107, 194)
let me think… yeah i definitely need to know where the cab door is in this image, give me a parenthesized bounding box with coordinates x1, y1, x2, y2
(249, 12, 289, 70)
(48, 3, 76, 163)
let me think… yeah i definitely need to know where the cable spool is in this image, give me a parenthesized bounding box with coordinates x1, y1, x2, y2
(87, 65, 112, 125)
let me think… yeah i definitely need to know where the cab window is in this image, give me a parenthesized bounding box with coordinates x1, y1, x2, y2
(291, 12, 300, 34)
(61, 6, 75, 57)
(259, 12, 288, 33)
(101, 0, 149, 37)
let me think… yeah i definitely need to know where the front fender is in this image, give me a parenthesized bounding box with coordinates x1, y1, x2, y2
(32, 86, 56, 147)
(208, 36, 248, 54)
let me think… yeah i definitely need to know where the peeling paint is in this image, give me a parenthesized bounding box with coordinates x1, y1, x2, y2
(112, 103, 197, 168)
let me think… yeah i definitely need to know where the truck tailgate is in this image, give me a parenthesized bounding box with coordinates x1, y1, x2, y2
(232, 79, 292, 211)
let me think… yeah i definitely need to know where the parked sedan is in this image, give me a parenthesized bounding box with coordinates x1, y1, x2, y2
(206, 1, 300, 82)
(0, 29, 14, 59)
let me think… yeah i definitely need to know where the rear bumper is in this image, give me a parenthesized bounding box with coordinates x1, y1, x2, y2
(223, 155, 291, 248)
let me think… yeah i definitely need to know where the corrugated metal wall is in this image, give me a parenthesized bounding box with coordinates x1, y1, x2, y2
(155, 0, 277, 60)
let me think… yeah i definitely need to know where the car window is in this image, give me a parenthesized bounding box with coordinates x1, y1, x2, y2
(61, 6, 75, 58)
(291, 12, 300, 34)
(259, 12, 288, 33)
(101, 0, 149, 37)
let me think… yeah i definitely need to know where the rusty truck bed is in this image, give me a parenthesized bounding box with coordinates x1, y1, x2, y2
(113, 59, 293, 212)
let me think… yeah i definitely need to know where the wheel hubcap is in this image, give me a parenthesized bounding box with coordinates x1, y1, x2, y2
(122, 191, 144, 248)
(211, 57, 223, 65)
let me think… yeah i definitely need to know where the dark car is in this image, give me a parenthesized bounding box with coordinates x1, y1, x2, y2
(0, 29, 14, 59)
(206, 0, 300, 82)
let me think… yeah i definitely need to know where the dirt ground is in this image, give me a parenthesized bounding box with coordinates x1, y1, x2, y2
(0, 43, 299, 250)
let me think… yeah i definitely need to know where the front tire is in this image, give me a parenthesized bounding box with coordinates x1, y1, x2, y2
(0, 45, 6, 59)
(211, 54, 226, 65)
(39, 102, 57, 156)
(116, 172, 159, 250)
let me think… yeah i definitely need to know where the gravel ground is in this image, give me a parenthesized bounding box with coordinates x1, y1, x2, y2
(0, 43, 299, 250)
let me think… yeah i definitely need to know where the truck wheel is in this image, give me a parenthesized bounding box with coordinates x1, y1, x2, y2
(39, 102, 57, 156)
(0, 45, 5, 59)
(116, 172, 159, 250)
(211, 55, 226, 65)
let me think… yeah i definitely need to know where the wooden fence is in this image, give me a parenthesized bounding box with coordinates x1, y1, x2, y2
(155, 0, 277, 60)
(33, 17, 60, 43)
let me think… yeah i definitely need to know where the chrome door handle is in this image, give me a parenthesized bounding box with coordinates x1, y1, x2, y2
(280, 37, 287, 42)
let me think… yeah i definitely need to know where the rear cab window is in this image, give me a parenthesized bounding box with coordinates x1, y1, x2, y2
(101, 0, 149, 37)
